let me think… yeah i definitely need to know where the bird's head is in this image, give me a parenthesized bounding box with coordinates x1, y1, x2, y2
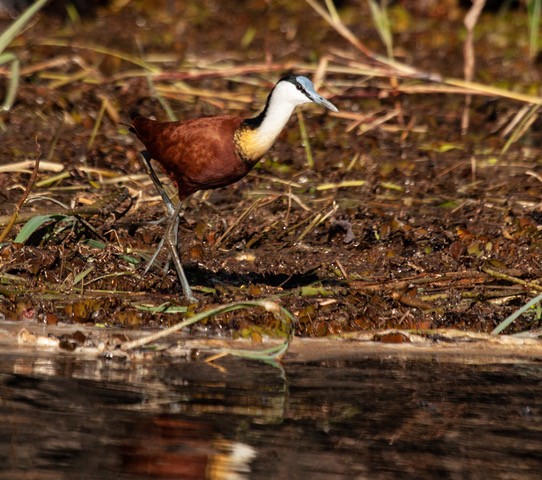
(273, 75, 338, 112)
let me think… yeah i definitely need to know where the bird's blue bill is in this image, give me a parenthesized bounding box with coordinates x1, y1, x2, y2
(297, 76, 339, 112)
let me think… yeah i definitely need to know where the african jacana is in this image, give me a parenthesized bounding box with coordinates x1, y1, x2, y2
(130, 74, 338, 301)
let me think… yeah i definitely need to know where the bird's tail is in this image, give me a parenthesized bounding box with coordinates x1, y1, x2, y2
(127, 111, 144, 134)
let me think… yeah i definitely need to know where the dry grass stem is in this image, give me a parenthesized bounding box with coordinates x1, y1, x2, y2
(501, 104, 540, 153)
(483, 267, 542, 293)
(313, 55, 330, 88)
(248, 174, 303, 188)
(0, 187, 129, 227)
(153, 62, 295, 82)
(316, 180, 366, 191)
(213, 198, 265, 249)
(0, 140, 41, 242)
(37, 39, 159, 72)
(358, 110, 397, 134)
(352, 270, 490, 292)
(462, 0, 486, 135)
(298, 203, 338, 241)
(87, 98, 107, 150)
(246, 190, 312, 212)
(0, 160, 63, 174)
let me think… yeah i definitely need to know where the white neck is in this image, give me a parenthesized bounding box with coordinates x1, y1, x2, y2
(238, 81, 312, 160)
(253, 89, 300, 146)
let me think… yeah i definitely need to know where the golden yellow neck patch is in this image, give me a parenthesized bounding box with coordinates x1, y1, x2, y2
(234, 127, 275, 163)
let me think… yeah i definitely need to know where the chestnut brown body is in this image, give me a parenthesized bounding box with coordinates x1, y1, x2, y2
(130, 113, 256, 199)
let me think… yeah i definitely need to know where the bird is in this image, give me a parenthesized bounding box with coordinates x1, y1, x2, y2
(130, 74, 338, 302)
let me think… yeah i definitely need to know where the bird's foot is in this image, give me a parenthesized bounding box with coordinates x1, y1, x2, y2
(182, 293, 199, 304)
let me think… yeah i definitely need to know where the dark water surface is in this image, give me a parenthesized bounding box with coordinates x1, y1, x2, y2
(1, 349, 541, 479)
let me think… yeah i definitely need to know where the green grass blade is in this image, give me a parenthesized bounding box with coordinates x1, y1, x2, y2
(73, 266, 95, 286)
(0, 0, 48, 54)
(297, 110, 314, 168)
(14, 214, 68, 243)
(528, 0, 541, 60)
(121, 300, 297, 358)
(223, 341, 290, 361)
(368, 0, 393, 59)
(491, 292, 542, 335)
(83, 239, 106, 249)
(134, 303, 189, 314)
(1, 53, 19, 110)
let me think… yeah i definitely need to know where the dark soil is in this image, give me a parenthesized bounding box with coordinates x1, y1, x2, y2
(0, 0, 541, 337)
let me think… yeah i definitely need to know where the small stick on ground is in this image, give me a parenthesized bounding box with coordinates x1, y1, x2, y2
(482, 267, 542, 293)
(0, 137, 41, 242)
(213, 198, 265, 249)
(351, 270, 490, 292)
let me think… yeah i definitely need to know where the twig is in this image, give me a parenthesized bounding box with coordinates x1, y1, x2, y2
(336, 259, 348, 279)
(358, 110, 397, 134)
(152, 62, 295, 82)
(0, 187, 130, 227)
(246, 190, 312, 212)
(304, 0, 440, 81)
(526, 170, 542, 184)
(213, 198, 265, 249)
(305, 0, 377, 59)
(298, 203, 338, 241)
(351, 270, 490, 292)
(0, 159, 63, 174)
(390, 291, 434, 311)
(482, 267, 542, 292)
(0, 138, 41, 242)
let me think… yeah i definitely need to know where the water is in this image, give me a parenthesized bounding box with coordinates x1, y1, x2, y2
(1, 349, 541, 479)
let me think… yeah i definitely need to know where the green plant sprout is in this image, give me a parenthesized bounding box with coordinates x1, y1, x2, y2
(368, 0, 394, 59)
(527, 0, 541, 60)
(0, 0, 47, 111)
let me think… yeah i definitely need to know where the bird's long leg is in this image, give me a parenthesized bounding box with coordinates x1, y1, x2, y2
(139, 150, 175, 215)
(138, 151, 195, 302)
(164, 199, 195, 302)
(138, 151, 174, 274)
